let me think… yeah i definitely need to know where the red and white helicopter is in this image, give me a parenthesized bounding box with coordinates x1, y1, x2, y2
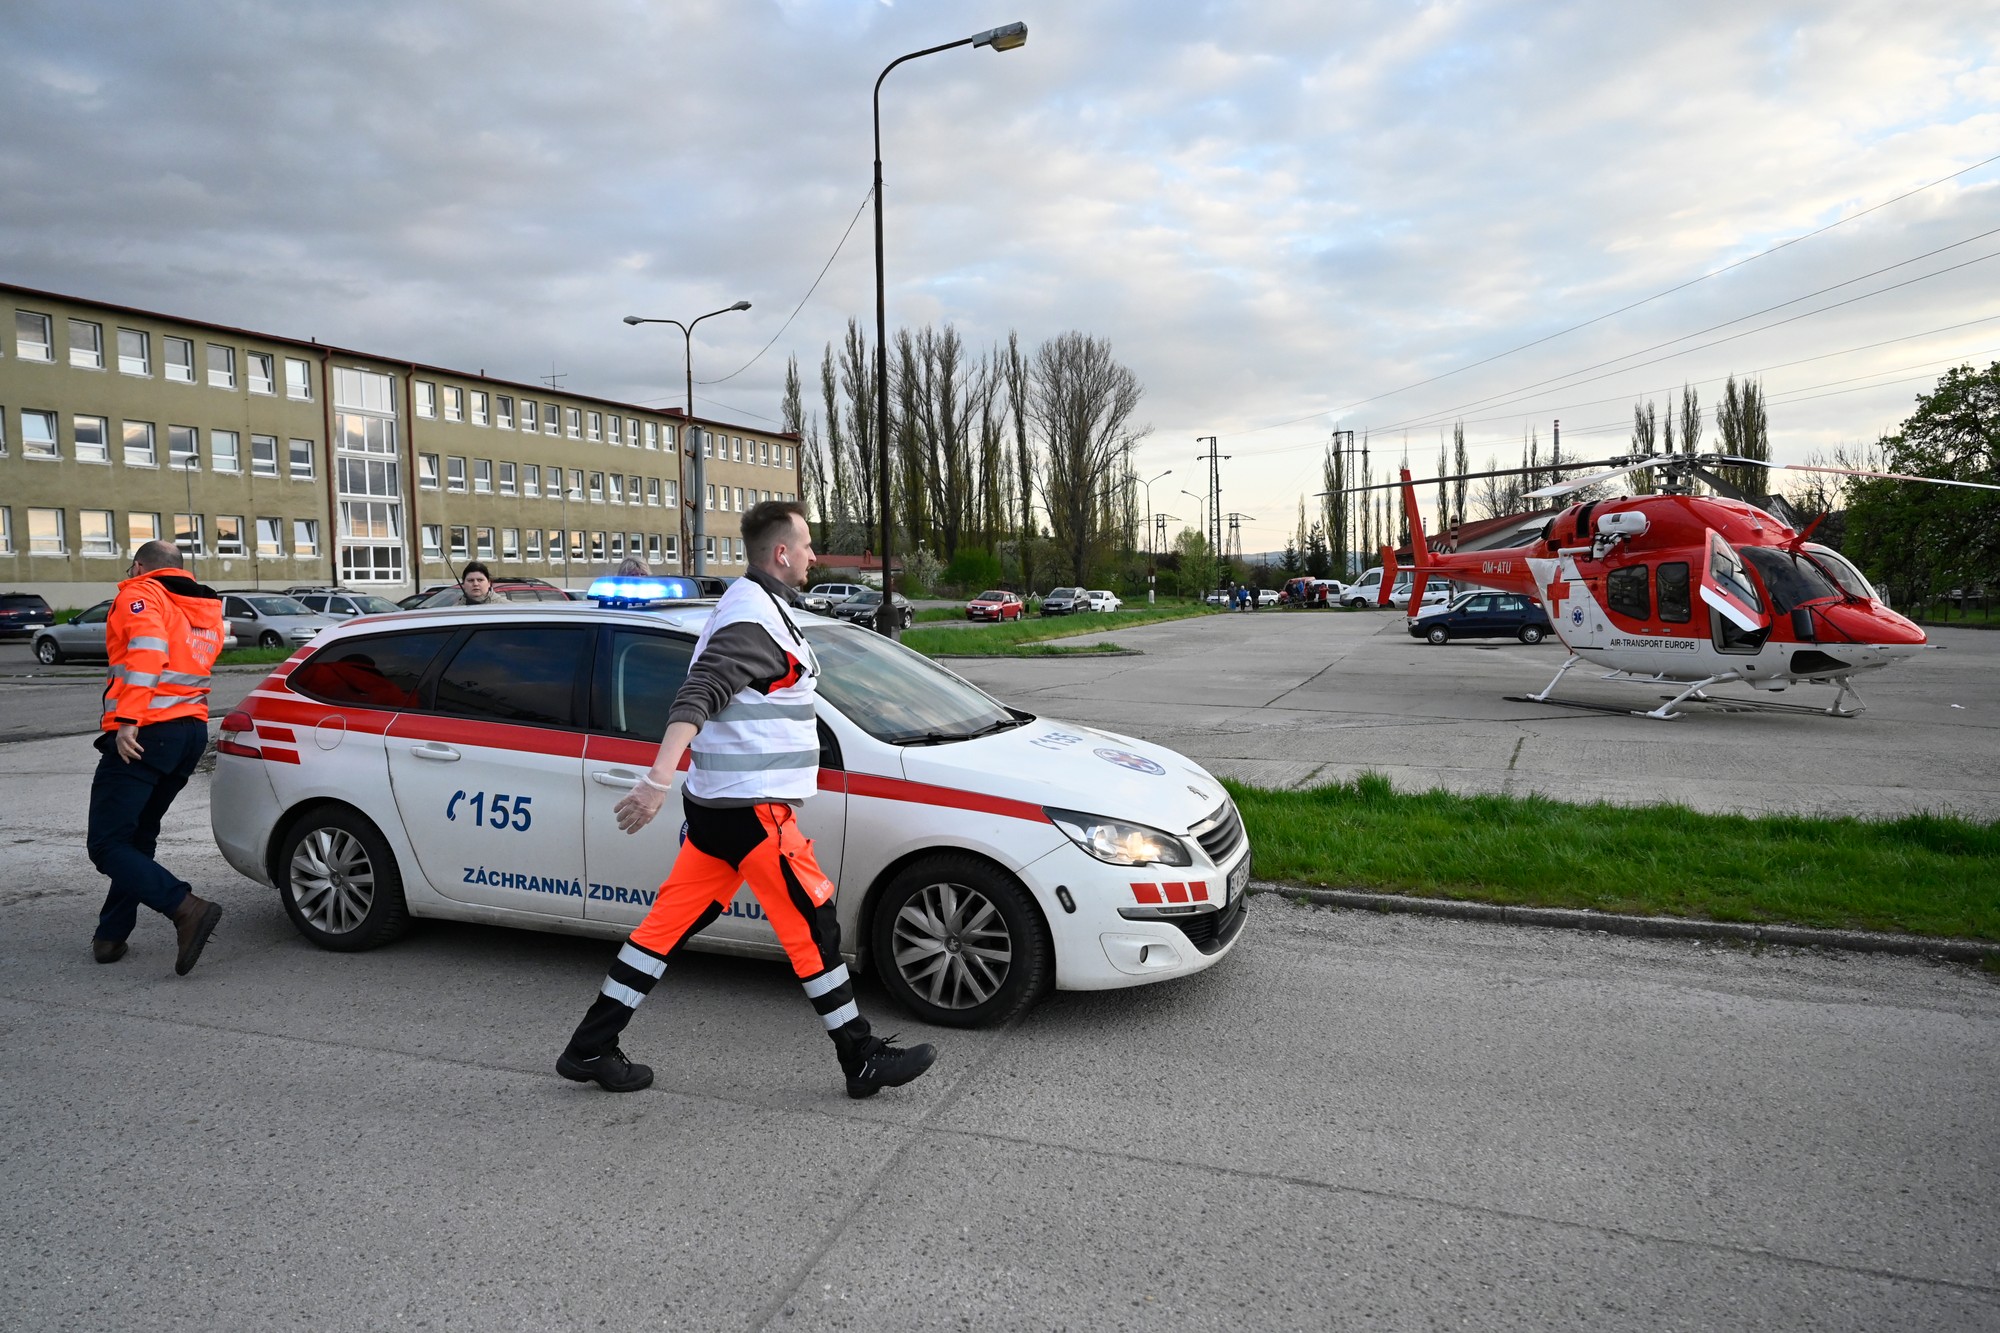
(1363, 453, 1998, 719)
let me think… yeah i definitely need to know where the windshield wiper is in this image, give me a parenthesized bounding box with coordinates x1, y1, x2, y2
(889, 715, 1030, 747)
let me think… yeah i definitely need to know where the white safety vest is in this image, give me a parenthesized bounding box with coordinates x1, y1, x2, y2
(685, 579, 822, 803)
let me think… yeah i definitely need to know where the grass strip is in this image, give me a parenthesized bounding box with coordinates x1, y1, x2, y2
(935, 642, 1130, 657)
(1228, 773, 2000, 941)
(900, 603, 1213, 657)
(218, 646, 295, 666)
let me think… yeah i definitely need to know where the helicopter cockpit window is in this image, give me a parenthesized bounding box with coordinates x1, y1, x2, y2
(1656, 563, 1691, 623)
(1741, 545, 1841, 615)
(1607, 566, 1650, 620)
(1803, 544, 1877, 601)
(1708, 537, 1762, 612)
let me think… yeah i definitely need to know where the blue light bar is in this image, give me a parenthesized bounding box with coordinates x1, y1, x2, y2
(587, 575, 702, 606)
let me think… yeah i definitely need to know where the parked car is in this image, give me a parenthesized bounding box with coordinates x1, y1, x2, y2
(832, 588, 915, 631)
(1254, 589, 1279, 607)
(1339, 568, 1454, 610)
(803, 582, 870, 615)
(1407, 591, 1553, 644)
(296, 591, 406, 621)
(1282, 577, 1344, 607)
(399, 586, 455, 610)
(1202, 588, 1232, 606)
(1041, 587, 1088, 616)
(411, 576, 575, 608)
(217, 592, 341, 649)
(1, 592, 56, 639)
(966, 590, 1025, 622)
(33, 601, 238, 664)
(1085, 590, 1123, 613)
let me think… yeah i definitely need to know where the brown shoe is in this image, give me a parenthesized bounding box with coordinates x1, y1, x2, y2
(92, 938, 128, 964)
(171, 894, 223, 976)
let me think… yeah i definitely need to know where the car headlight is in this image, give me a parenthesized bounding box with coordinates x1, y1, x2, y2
(1045, 808, 1192, 867)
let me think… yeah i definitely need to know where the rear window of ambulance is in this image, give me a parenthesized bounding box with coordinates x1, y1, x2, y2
(291, 631, 455, 710)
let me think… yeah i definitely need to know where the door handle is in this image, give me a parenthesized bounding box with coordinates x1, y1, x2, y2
(591, 770, 641, 790)
(411, 743, 460, 761)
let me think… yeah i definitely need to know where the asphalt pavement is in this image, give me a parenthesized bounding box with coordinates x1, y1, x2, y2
(2, 613, 1995, 1330)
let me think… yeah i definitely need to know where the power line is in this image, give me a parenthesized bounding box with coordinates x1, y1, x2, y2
(695, 187, 875, 387)
(1223, 150, 2000, 439)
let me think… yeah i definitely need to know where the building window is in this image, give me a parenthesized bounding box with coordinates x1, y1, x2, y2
(294, 519, 320, 557)
(495, 394, 512, 429)
(475, 526, 495, 558)
(566, 407, 582, 439)
(588, 531, 606, 562)
(169, 425, 199, 469)
(446, 456, 466, 492)
(418, 453, 439, 489)
(443, 386, 464, 423)
(471, 390, 488, 426)
(74, 415, 110, 463)
(69, 319, 104, 370)
(0, 509, 11, 554)
(644, 421, 659, 450)
(211, 429, 241, 473)
(421, 525, 443, 559)
(449, 526, 469, 557)
(501, 527, 519, 559)
(705, 484, 715, 510)
(498, 461, 516, 496)
(545, 403, 560, 436)
(525, 529, 542, 560)
(28, 507, 66, 554)
(607, 474, 624, 505)
(522, 463, 540, 498)
(416, 381, 437, 418)
(172, 513, 204, 555)
(22, 410, 59, 459)
(610, 532, 625, 560)
(648, 534, 664, 564)
(123, 420, 157, 467)
(664, 479, 679, 507)
(664, 425, 677, 452)
(518, 400, 537, 433)
(332, 366, 403, 582)
(702, 431, 713, 458)
(569, 529, 584, 559)
(568, 469, 585, 501)
(285, 357, 312, 399)
(587, 410, 602, 442)
(165, 337, 195, 384)
(734, 487, 745, 511)
(251, 435, 280, 477)
(79, 509, 117, 556)
(605, 415, 621, 446)
(732, 437, 743, 462)
(118, 329, 151, 376)
(474, 459, 492, 494)
(551, 528, 568, 560)
(645, 478, 661, 507)
(241, 352, 274, 395)
(588, 472, 604, 503)
(215, 515, 244, 556)
(15, 311, 54, 361)
(628, 418, 641, 448)
(207, 343, 237, 389)
(127, 512, 160, 554)
(290, 437, 316, 480)
(256, 517, 285, 557)
(703, 535, 716, 563)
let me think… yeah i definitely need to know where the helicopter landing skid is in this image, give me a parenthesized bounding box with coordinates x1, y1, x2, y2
(1507, 676, 1865, 720)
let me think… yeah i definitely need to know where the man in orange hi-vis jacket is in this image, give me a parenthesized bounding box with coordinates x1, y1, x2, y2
(86, 540, 228, 974)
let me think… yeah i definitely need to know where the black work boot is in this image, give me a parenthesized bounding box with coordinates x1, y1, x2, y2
(836, 1023, 938, 1099)
(557, 1044, 654, 1093)
(170, 893, 223, 976)
(92, 939, 128, 965)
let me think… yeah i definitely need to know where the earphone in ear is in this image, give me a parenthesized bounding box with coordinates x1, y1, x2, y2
(779, 555, 791, 569)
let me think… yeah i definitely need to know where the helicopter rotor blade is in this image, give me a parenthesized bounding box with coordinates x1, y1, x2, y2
(1713, 458, 2000, 492)
(1523, 459, 1665, 500)
(1335, 457, 1631, 496)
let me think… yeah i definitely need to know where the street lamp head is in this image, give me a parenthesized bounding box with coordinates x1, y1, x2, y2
(728, 301, 752, 312)
(621, 315, 644, 325)
(973, 21, 1028, 51)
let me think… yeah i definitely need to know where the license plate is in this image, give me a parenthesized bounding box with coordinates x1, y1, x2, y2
(1227, 855, 1250, 903)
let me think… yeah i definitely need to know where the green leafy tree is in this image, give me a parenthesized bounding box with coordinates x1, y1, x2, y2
(1175, 527, 1219, 599)
(1304, 522, 1332, 578)
(1715, 375, 1770, 497)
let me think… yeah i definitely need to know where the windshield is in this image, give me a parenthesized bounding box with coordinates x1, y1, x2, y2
(1741, 545, 1841, 614)
(349, 595, 402, 615)
(243, 595, 311, 616)
(1707, 535, 1763, 611)
(805, 624, 1016, 744)
(976, 590, 1005, 601)
(848, 589, 882, 605)
(1051, 588, 1081, 598)
(1803, 544, 1877, 601)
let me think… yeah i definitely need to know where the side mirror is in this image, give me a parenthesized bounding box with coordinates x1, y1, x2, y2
(1790, 607, 1816, 642)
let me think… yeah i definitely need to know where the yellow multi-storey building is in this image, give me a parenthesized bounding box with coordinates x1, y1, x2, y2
(0, 283, 802, 603)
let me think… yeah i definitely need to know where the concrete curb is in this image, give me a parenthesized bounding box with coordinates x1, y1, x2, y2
(1249, 881, 2000, 964)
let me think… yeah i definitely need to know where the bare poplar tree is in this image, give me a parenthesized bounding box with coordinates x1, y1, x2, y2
(1029, 332, 1146, 584)
(1452, 421, 1469, 533)
(1003, 331, 1037, 591)
(1678, 384, 1702, 456)
(818, 344, 856, 551)
(1716, 375, 1770, 496)
(837, 319, 877, 552)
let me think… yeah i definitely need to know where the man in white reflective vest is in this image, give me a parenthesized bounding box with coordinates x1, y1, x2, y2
(557, 501, 937, 1098)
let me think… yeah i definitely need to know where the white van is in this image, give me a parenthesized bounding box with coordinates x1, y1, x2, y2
(1339, 568, 1453, 610)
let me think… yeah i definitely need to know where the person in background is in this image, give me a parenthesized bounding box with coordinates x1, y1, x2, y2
(615, 556, 652, 577)
(86, 540, 228, 974)
(457, 562, 494, 605)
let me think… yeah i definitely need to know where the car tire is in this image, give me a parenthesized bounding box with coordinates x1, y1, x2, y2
(276, 806, 412, 951)
(1519, 626, 1545, 644)
(870, 853, 1051, 1028)
(34, 637, 63, 665)
(1426, 625, 1450, 645)
(901, 609, 914, 630)
(258, 630, 283, 648)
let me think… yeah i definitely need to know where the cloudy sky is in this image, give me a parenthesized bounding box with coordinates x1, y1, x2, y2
(7, 0, 1996, 550)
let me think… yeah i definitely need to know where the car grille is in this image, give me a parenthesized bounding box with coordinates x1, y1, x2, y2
(1190, 801, 1245, 866)
(1170, 890, 1248, 955)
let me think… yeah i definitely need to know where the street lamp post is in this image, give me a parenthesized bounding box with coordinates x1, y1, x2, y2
(872, 21, 1028, 636)
(623, 303, 752, 577)
(1138, 468, 1170, 603)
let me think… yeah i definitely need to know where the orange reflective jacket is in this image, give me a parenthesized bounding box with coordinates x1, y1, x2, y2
(100, 573, 227, 730)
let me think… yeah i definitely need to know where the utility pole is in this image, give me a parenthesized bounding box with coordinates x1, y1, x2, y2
(1194, 436, 1228, 558)
(1224, 512, 1252, 563)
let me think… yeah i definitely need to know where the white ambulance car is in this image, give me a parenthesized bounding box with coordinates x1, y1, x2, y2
(209, 592, 1251, 1027)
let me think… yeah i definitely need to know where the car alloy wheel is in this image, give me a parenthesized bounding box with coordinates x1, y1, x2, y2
(277, 807, 410, 951)
(35, 637, 62, 665)
(872, 854, 1050, 1027)
(1519, 625, 1545, 644)
(259, 631, 283, 648)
